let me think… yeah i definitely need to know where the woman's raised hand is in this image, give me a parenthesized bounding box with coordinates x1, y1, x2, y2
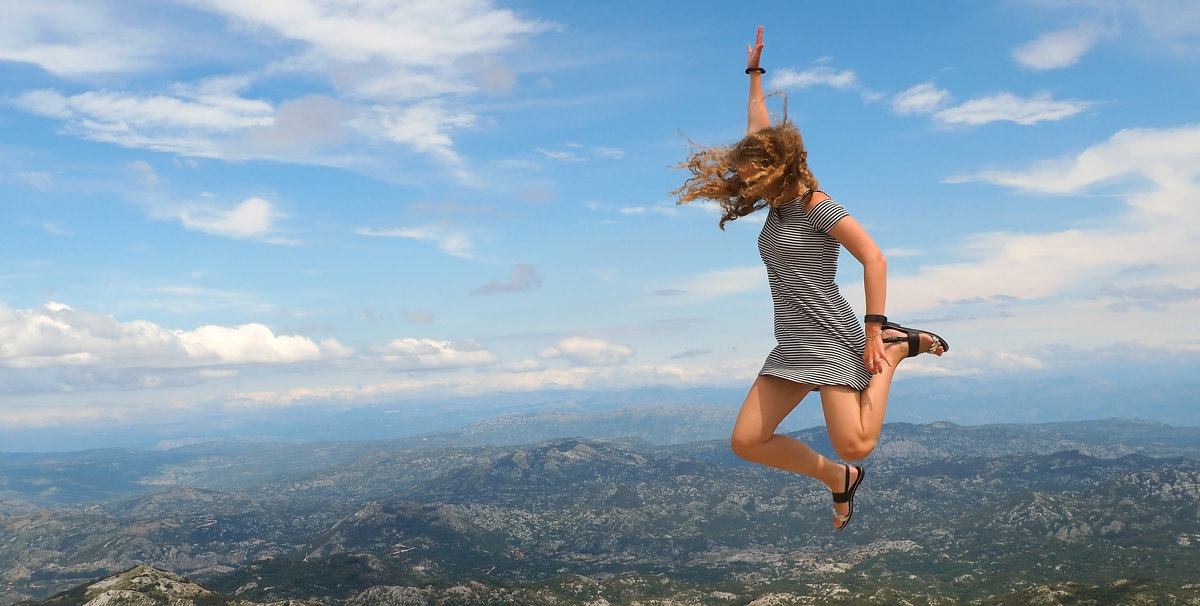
(747, 26, 764, 71)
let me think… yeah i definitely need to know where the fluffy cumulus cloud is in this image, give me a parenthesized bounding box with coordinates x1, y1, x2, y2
(0, 301, 351, 370)
(540, 337, 634, 366)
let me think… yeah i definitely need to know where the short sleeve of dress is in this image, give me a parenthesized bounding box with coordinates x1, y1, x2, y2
(806, 199, 850, 233)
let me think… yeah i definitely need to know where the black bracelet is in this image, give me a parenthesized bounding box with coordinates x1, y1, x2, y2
(864, 314, 887, 324)
(745, 67, 766, 74)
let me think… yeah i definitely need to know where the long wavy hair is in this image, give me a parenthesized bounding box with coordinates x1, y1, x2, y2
(673, 96, 818, 229)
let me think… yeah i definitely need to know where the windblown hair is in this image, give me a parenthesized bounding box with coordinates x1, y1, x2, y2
(673, 115, 818, 230)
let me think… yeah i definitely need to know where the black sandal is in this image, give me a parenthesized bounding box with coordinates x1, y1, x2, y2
(832, 464, 864, 531)
(882, 322, 949, 358)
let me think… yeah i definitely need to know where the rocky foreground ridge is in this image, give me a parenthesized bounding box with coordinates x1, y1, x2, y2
(27, 565, 1200, 606)
(27, 565, 317, 606)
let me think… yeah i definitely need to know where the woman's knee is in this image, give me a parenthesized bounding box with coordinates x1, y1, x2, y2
(833, 437, 876, 462)
(730, 432, 764, 461)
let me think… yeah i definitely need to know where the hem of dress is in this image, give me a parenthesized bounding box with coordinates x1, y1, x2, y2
(758, 369, 870, 391)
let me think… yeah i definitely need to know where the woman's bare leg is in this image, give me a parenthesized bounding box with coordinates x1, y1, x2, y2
(730, 374, 850, 494)
(820, 328, 944, 461)
(812, 329, 942, 526)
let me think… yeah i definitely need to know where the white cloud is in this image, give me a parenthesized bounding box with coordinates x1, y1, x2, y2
(374, 338, 499, 370)
(127, 161, 164, 189)
(618, 205, 678, 217)
(534, 147, 584, 162)
(663, 267, 767, 300)
(189, 0, 547, 67)
(534, 143, 625, 163)
(1013, 25, 1105, 70)
(889, 125, 1200, 334)
(541, 337, 634, 366)
(4, 0, 549, 171)
(934, 91, 1091, 126)
(41, 223, 69, 236)
(222, 359, 758, 410)
(946, 125, 1200, 195)
(11, 171, 54, 188)
(0, 2, 164, 76)
(14, 87, 274, 156)
(1021, 1, 1200, 56)
(356, 224, 477, 259)
(1123, 0, 1200, 49)
(890, 82, 952, 116)
(355, 100, 478, 166)
(771, 66, 858, 90)
(0, 301, 351, 370)
(176, 197, 282, 240)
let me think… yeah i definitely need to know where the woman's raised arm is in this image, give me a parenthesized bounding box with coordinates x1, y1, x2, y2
(746, 26, 770, 133)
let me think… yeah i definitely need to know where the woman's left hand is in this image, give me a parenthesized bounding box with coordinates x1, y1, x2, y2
(747, 25, 764, 70)
(864, 333, 890, 374)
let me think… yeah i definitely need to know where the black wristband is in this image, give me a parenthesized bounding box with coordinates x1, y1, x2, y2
(745, 67, 766, 74)
(864, 314, 887, 324)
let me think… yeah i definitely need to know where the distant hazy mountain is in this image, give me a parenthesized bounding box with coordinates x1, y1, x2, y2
(3, 412, 1199, 604)
(4, 368, 1198, 452)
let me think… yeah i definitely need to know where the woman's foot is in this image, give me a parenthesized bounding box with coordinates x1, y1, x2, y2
(881, 325, 947, 358)
(832, 464, 864, 530)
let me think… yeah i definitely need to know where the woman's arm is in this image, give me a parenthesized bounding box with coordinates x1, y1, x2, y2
(828, 216, 890, 372)
(747, 26, 770, 133)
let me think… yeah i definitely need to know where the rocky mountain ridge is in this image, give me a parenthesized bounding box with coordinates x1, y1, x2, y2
(4, 414, 1200, 604)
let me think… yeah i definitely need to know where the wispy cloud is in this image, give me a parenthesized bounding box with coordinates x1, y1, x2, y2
(356, 224, 477, 258)
(934, 91, 1091, 126)
(770, 66, 858, 90)
(2, 0, 550, 172)
(14, 84, 273, 157)
(534, 143, 625, 162)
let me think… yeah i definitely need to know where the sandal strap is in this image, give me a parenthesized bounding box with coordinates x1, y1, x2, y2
(831, 464, 859, 502)
(881, 329, 920, 358)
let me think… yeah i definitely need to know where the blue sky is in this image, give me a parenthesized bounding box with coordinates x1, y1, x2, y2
(2, 0, 1199, 443)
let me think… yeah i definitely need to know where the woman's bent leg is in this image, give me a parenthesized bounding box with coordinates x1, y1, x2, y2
(820, 328, 940, 461)
(730, 374, 848, 487)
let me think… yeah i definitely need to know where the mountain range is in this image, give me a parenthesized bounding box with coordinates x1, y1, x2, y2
(2, 406, 1199, 605)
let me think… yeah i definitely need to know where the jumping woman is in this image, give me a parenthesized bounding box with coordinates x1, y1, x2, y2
(674, 26, 948, 530)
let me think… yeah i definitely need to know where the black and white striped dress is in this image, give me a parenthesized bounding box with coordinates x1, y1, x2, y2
(757, 194, 872, 391)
